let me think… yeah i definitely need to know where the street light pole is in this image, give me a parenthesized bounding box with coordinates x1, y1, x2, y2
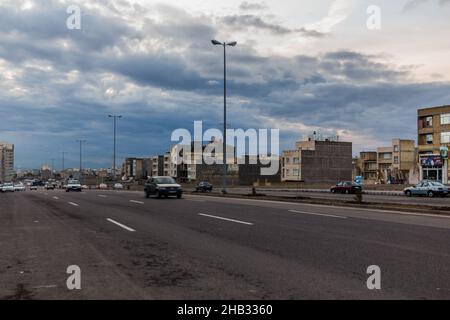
(62, 152, 67, 179)
(212, 40, 237, 194)
(76, 140, 86, 180)
(109, 115, 122, 181)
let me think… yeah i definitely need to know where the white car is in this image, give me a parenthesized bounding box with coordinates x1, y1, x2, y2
(114, 183, 124, 190)
(14, 184, 26, 192)
(1, 183, 15, 193)
(66, 180, 82, 192)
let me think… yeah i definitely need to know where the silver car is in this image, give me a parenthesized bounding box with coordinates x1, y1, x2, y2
(404, 181, 449, 198)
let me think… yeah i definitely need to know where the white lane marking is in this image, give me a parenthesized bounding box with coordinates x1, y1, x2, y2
(189, 195, 450, 219)
(32, 285, 57, 289)
(53, 196, 59, 200)
(68, 202, 79, 207)
(98, 195, 107, 198)
(198, 213, 254, 226)
(106, 218, 136, 232)
(289, 210, 347, 219)
(130, 200, 144, 204)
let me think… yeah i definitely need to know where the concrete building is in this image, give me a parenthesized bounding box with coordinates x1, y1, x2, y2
(356, 152, 378, 183)
(418, 105, 450, 183)
(377, 139, 416, 184)
(0, 142, 14, 182)
(123, 158, 152, 180)
(238, 155, 281, 186)
(282, 138, 352, 184)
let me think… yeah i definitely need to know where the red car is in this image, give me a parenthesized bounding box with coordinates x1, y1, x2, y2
(330, 181, 362, 194)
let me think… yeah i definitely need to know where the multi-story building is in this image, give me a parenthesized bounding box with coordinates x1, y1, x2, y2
(377, 139, 416, 184)
(0, 142, 14, 182)
(418, 105, 450, 183)
(356, 152, 378, 183)
(123, 157, 152, 180)
(281, 138, 352, 184)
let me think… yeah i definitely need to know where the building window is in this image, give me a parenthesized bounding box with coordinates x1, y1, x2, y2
(293, 169, 300, 177)
(393, 145, 399, 152)
(442, 132, 450, 144)
(293, 157, 300, 164)
(441, 114, 450, 125)
(394, 156, 399, 164)
(426, 134, 434, 144)
(425, 116, 433, 127)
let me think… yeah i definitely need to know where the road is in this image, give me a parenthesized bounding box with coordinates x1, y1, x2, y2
(1, 189, 450, 300)
(224, 187, 450, 207)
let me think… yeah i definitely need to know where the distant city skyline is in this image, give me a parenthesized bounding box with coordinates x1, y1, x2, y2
(1, 0, 450, 169)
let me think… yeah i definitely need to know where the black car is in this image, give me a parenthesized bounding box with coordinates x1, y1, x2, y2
(145, 176, 182, 199)
(330, 181, 362, 194)
(195, 181, 213, 192)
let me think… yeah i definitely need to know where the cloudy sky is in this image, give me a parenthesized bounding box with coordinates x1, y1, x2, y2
(1, 0, 450, 169)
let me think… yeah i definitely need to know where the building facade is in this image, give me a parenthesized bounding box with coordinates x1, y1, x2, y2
(418, 105, 450, 183)
(377, 139, 416, 184)
(282, 139, 352, 184)
(123, 157, 152, 180)
(0, 142, 14, 182)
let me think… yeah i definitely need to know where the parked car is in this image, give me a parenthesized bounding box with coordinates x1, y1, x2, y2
(144, 176, 182, 199)
(66, 179, 82, 192)
(1, 183, 15, 193)
(195, 181, 213, 192)
(14, 184, 26, 192)
(404, 181, 449, 198)
(330, 181, 362, 194)
(113, 183, 124, 190)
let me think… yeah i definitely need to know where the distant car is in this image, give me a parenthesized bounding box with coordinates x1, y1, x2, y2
(404, 181, 449, 198)
(99, 183, 108, 190)
(29, 185, 38, 191)
(330, 181, 362, 194)
(113, 183, 124, 190)
(1, 183, 15, 193)
(196, 181, 213, 193)
(145, 176, 182, 199)
(66, 179, 82, 192)
(45, 183, 55, 190)
(82, 185, 89, 190)
(14, 184, 26, 192)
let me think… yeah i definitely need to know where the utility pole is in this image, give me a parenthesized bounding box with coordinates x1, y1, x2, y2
(108, 115, 122, 181)
(76, 140, 86, 181)
(212, 40, 237, 194)
(62, 152, 67, 180)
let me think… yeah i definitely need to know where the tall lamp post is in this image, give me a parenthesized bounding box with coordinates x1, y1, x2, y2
(211, 39, 237, 194)
(76, 140, 87, 181)
(62, 152, 68, 180)
(108, 115, 122, 181)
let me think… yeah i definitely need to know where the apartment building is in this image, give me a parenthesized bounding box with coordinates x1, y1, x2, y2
(0, 142, 14, 182)
(418, 105, 450, 183)
(281, 138, 352, 184)
(123, 157, 152, 180)
(356, 152, 378, 183)
(377, 139, 416, 184)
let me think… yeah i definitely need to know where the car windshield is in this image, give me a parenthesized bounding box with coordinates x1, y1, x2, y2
(430, 182, 445, 187)
(154, 177, 176, 184)
(68, 180, 80, 184)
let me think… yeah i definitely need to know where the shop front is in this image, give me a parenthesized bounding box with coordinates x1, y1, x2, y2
(419, 155, 448, 184)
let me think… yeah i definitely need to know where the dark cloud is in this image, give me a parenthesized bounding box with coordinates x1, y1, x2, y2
(239, 1, 269, 11)
(220, 14, 325, 37)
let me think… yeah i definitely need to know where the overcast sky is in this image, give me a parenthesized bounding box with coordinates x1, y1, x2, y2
(1, 0, 450, 169)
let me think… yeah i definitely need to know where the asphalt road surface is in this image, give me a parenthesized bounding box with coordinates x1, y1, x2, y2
(2, 189, 450, 300)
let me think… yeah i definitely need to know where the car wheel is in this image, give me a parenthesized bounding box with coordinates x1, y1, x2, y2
(405, 190, 412, 197)
(156, 191, 162, 199)
(145, 192, 150, 199)
(345, 190, 350, 194)
(331, 189, 336, 193)
(428, 191, 434, 198)
(177, 193, 182, 199)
